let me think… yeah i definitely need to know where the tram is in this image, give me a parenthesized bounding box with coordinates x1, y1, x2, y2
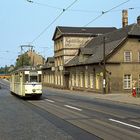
(10, 66, 42, 98)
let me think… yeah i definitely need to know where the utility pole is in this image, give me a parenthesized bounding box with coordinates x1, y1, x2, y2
(103, 36, 106, 94)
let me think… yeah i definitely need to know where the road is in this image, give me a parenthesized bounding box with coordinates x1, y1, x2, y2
(0, 79, 140, 140)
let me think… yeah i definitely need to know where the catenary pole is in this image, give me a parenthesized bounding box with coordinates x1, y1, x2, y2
(103, 36, 106, 94)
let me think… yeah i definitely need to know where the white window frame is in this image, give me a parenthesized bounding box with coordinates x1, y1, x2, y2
(123, 74, 132, 89)
(124, 51, 132, 62)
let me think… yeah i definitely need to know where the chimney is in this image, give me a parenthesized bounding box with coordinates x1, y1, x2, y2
(137, 16, 140, 25)
(122, 10, 128, 27)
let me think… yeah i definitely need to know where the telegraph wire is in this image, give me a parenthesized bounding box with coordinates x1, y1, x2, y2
(27, 0, 140, 14)
(27, 0, 62, 10)
(29, 0, 78, 44)
(84, 0, 130, 26)
(68, 9, 101, 13)
(105, 0, 130, 13)
(27, 0, 136, 43)
(109, 7, 140, 12)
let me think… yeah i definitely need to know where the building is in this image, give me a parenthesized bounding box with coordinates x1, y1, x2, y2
(27, 50, 45, 67)
(43, 16, 140, 93)
(42, 57, 55, 87)
(16, 50, 45, 68)
(65, 16, 140, 93)
(42, 26, 116, 88)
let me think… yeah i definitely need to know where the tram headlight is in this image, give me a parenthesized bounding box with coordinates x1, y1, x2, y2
(32, 89, 36, 92)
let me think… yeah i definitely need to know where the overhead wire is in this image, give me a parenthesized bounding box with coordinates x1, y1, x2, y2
(84, 0, 131, 27)
(27, 0, 62, 10)
(26, 0, 140, 14)
(27, 0, 137, 44)
(29, 0, 78, 44)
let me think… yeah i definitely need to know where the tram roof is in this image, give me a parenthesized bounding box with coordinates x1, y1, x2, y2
(13, 66, 41, 73)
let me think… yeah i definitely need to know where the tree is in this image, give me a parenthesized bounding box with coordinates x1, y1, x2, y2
(15, 53, 31, 69)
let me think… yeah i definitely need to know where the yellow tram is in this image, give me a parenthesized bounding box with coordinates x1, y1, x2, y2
(10, 66, 42, 98)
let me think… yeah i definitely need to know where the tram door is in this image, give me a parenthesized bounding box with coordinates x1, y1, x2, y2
(20, 72, 23, 96)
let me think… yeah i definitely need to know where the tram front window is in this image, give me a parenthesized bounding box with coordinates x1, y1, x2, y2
(30, 75, 38, 82)
(24, 74, 29, 83)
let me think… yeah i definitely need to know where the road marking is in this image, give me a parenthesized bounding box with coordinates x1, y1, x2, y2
(64, 105, 82, 111)
(45, 99, 55, 103)
(109, 118, 140, 130)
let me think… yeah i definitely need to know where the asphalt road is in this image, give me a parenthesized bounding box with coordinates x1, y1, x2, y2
(40, 88, 140, 140)
(0, 79, 140, 140)
(0, 80, 100, 140)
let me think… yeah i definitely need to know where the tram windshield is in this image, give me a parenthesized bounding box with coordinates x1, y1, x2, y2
(24, 73, 41, 83)
(30, 75, 38, 82)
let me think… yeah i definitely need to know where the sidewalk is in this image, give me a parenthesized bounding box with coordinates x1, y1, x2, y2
(45, 87, 140, 106)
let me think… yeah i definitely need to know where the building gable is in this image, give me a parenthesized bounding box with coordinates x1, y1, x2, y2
(52, 27, 62, 41)
(107, 38, 140, 63)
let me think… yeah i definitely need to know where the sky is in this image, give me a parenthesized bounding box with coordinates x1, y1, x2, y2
(0, 0, 140, 67)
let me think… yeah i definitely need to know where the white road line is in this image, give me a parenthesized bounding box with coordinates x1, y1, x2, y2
(64, 105, 82, 111)
(45, 99, 55, 103)
(109, 118, 140, 130)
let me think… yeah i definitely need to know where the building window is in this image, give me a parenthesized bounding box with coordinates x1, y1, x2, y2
(60, 74, 63, 86)
(124, 51, 132, 62)
(123, 74, 132, 89)
(72, 74, 75, 86)
(138, 52, 140, 62)
(138, 75, 140, 88)
(76, 73, 78, 87)
(90, 74, 94, 88)
(85, 72, 88, 88)
(80, 73, 84, 87)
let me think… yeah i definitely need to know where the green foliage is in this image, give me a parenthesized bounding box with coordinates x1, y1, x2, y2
(0, 65, 9, 74)
(15, 53, 31, 69)
(0, 67, 5, 74)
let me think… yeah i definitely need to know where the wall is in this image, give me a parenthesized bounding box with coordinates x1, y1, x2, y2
(107, 38, 140, 92)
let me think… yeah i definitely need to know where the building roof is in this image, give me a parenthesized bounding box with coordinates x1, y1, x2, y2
(46, 57, 55, 63)
(42, 57, 54, 69)
(128, 24, 140, 36)
(65, 24, 140, 67)
(78, 48, 94, 55)
(52, 26, 117, 40)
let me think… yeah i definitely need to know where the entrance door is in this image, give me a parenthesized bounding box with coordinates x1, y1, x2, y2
(65, 75, 69, 89)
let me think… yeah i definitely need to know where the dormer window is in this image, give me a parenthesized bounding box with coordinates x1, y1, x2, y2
(124, 51, 132, 62)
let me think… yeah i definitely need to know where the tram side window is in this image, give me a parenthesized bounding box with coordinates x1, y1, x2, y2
(15, 74, 20, 83)
(39, 74, 41, 82)
(25, 74, 29, 83)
